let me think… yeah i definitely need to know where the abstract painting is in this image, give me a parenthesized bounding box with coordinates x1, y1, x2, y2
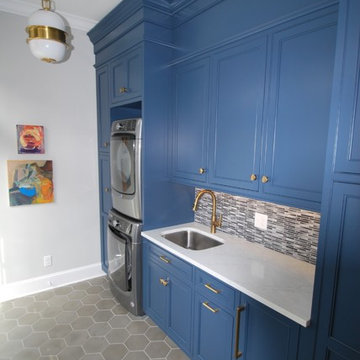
(7, 160, 54, 206)
(16, 125, 45, 154)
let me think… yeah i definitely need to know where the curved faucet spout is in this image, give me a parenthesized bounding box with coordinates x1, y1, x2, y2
(193, 189, 222, 233)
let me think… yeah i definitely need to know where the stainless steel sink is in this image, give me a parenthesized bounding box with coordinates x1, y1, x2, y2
(161, 229, 223, 250)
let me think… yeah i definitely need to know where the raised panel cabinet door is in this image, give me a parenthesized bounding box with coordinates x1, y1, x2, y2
(239, 295, 299, 360)
(99, 154, 111, 214)
(100, 213, 108, 273)
(172, 57, 210, 183)
(167, 275, 193, 355)
(263, 13, 337, 208)
(315, 182, 360, 360)
(96, 65, 111, 152)
(209, 36, 267, 191)
(334, 0, 360, 175)
(110, 47, 142, 105)
(143, 255, 168, 328)
(193, 293, 234, 360)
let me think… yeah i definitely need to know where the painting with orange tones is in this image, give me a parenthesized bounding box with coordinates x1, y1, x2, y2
(16, 125, 44, 154)
(7, 160, 54, 206)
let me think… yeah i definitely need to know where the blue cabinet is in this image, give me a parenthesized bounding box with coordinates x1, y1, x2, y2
(208, 36, 267, 191)
(109, 46, 143, 106)
(98, 153, 111, 214)
(263, 13, 337, 205)
(96, 65, 111, 152)
(142, 240, 193, 355)
(172, 57, 210, 183)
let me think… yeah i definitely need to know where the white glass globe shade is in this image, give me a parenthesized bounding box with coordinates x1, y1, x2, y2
(29, 39, 66, 63)
(28, 9, 66, 31)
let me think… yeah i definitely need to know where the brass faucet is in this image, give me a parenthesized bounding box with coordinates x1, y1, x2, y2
(192, 189, 222, 233)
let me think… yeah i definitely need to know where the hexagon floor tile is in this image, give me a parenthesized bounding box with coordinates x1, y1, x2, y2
(0, 276, 190, 360)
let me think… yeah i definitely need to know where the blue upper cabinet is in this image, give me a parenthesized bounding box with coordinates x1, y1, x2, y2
(96, 65, 111, 152)
(208, 36, 267, 192)
(110, 46, 143, 106)
(172, 57, 210, 183)
(263, 13, 337, 206)
(333, 1, 360, 175)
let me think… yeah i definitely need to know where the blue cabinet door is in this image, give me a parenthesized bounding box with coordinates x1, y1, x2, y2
(208, 36, 267, 191)
(100, 212, 108, 273)
(263, 13, 337, 206)
(334, 0, 360, 175)
(239, 295, 299, 360)
(315, 182, 360, 360)
(96, 65, 111, 152)
(110, 46, 143, 105)
(172, 57, 210, 183)
(193, 293, 234, 360)
(99, 153, 111, 214)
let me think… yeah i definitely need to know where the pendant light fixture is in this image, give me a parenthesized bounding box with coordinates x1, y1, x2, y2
(25, 0, 68, 63)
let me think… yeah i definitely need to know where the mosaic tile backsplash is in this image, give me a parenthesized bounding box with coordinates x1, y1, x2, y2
(194, 188, 320, 265)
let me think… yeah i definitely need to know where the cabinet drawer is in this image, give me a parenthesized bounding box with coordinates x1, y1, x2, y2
(195, 268, 235, 312)
(147, 242, 193, 282)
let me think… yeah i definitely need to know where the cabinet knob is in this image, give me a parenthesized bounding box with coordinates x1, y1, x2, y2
(250, 174, 257, 181)
(104, 187, 110, 193)
(261, 175, 269, 183)
(199, 168, 206, 174)
(159, 278, 169, 287)
(103, 141, 109, 147)
(120, 87, 128, 93)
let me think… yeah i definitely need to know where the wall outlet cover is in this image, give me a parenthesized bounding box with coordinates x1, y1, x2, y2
(43, 255, 52, 267)
(254, 212, 268, 230)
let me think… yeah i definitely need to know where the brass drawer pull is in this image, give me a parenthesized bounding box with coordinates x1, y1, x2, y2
(199, 168, 206, 174)
(202, 301, 219, 313)
(120, 87, 128, 93)
(160, 255, 170, 264)
(261, 175, 269, 183)
(235, 305, 245, 358)
(250, 174, 257, 181)
(159, 278, 169, 287)
(104, 187, 110, 192)
(204, 283, 221, 294)
(103, 141, 109, 147)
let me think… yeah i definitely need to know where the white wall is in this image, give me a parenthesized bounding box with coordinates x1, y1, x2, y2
(0, 11, 103, 299)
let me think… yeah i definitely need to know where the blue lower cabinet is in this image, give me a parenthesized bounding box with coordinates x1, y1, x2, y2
(193, 293, 235, 360)
(239, 295, 300, 360)
(100, 212, 108, 273)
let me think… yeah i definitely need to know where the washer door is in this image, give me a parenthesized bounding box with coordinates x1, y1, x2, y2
(107, 225, 131, 292)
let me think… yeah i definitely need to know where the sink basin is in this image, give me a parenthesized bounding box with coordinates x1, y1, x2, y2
(161, 228, 223, 250)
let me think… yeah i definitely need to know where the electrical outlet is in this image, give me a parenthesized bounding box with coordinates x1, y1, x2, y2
(43, 255, 52, 267)
(254, 212, 268, 230)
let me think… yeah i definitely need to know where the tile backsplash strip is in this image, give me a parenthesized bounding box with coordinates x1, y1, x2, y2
(194, 188, 320, 265)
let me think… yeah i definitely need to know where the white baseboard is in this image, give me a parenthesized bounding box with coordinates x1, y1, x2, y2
(0, 263, 106, 302)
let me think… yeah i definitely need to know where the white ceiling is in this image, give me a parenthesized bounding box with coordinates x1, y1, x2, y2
(0, 0, 123, 31)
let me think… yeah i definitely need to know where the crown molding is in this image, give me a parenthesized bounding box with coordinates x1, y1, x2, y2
(0, 0, 97, 32)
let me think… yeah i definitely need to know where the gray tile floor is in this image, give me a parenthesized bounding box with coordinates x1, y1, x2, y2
(0, 276, 190, 360)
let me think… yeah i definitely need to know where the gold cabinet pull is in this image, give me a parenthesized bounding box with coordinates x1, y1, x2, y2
(120, 87, 128, 93)
(204, 283, 221, 294)
(250, 174, 257, 181)
(234, 305, 245, 358)
(202, 301, 219, 313)
(104, 187, 110, 192)
(103, 141, 109, 147)
(261, 175, 269, 183)
(159, 255, 170, 264)
(199, 168, 206, 174)
(159, 278, 169, 287)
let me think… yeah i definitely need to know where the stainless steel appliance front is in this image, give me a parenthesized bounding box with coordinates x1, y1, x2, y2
(110, 118, 142, 220)
(107, 209, 143, 315)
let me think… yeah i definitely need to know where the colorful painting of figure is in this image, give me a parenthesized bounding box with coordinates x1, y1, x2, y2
(7, 160, 54, 206)
(16, 125, 45, 154)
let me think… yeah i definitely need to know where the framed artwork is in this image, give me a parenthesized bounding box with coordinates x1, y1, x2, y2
(16, 125, 45, 154)
(7, 160, 54, 206)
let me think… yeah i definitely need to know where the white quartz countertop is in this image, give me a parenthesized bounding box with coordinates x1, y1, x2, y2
(142, 222, 315, 327)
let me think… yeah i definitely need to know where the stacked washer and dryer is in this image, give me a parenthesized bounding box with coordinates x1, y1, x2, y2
(107, 118, 143, 316)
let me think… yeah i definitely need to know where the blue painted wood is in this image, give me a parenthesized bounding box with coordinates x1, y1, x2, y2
(263, 12, 337, 204)
(100, 213, 108, 273)
(239, 294, 300, 360)
(193, 292, 234, 360)
(96, 65, 111, 152)
(98, 154, 111, 213)
(315, 182, 360, 360)
(172, 57, 210, 183)
(208, 36, 267, 191)
(110, 46, 143, 105)
(333, 0, 360, 175)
